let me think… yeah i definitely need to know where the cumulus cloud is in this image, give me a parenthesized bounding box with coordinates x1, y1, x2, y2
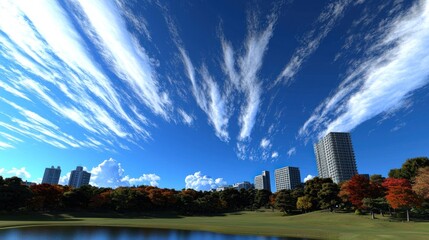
(58, 158, 160, 188)
(89, 158, 160, 188)
(59, 172, 71, 186)
(276, 0, 352, 85)
(299, 1, 429, 140)
(185, 171, 226, 191)
(287, 147, 296, 157)
(304, 174, 315, 182)
(1, 167, 32, 179)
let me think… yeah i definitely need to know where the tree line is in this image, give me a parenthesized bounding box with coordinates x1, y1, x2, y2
(0, 157, 428, 221)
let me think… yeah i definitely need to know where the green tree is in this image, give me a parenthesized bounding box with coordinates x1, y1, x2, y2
(318, 182, 340, 212)
(275, 190, 296, 214)
(388, 157, 429, 181)
(304, 177, 333, 210)
(0, 177, 32, 211)
(254, 189, 271, 209)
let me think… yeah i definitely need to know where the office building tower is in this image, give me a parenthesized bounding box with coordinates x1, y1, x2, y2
(275, 166, 301, 191)
(254, 171, 271, 191)
(314, 132, 358, 183)
(68, 166, 91, 188)
(41, 166, 61, 185)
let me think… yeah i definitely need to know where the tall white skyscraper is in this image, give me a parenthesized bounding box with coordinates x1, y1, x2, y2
(68, 166, 91, 188)
(254, 171, 271, 191)
(275, 166, 301, 191)
(42, 166, 61, 185)
(314, 132, 358, 183)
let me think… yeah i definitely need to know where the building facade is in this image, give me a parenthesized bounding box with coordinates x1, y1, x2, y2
(233, 181, 254, 190)
(68, 166, 91, 188)
(314, 132, 358, 183)
(254, 171, 271, 191)
(41, 166, 61, 185)
(275, 166, 301, 191)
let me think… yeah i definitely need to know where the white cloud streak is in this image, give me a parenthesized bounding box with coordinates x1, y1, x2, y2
(74, 0, 171, 119)
(271, 151, 279, 158)
(178, 109, 194, 126)
(300, 1, 429, 140)
(276, 0, 352, 84)
(179, 49, 229, 141)
(260, 138, 271, 149)
(287, 147, 296, 157)
(0, 0, 165, 150)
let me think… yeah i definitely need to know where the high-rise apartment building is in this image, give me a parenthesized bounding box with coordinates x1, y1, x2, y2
(254, 171, 271, 191)
(275, 166, 301, 191)
(68, 166, 91, 188)
(41, 166, 61, 185)
(314, 132, 358, 183)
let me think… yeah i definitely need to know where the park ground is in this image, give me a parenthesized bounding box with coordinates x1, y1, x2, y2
(0, 210, 428, 239)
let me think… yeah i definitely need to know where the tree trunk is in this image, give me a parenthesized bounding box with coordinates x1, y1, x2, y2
(381, 210, 384, 217)
(371, 210, 375, 219)
(406, 209, 410, 222)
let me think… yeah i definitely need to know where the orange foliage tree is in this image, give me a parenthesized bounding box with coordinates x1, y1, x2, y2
(382, 178, 421, 221)
(412, 167, 429, 199)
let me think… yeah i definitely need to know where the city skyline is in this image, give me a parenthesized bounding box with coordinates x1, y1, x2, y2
(1, 0, 429, 190)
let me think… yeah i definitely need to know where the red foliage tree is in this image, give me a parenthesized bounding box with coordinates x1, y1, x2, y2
(341, 175, 372, 209)
(29, 184, 64, 210)
(382, 178, 421, 221)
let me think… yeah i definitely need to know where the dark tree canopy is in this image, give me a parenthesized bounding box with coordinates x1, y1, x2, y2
(388, 157, 429, 181)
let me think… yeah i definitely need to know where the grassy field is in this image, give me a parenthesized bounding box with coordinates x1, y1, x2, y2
(0, 210, 428, 239)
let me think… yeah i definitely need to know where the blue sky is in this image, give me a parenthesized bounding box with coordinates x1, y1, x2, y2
(1, 0, 429, 191)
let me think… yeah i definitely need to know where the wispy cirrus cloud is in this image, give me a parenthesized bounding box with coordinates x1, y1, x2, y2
(178, 48, 230, 141)
(276, 0, 352, 85)
(287, 147, 296, 157)
(0, 141, 14, 149)
(73, 0, 172, 118)
(0, 0, 167, 150)
(300, 1, 429, 140)
(178, 109, 194, 126)
(230, 12, 277, 141)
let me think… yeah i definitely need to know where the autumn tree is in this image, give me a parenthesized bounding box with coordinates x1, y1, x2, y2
(29, 184, 64, 211)
(341, 175, 371, 209)
(412, 167, 429, 199)
(296, 196, 312, 213)
(383, 178, 421, 222)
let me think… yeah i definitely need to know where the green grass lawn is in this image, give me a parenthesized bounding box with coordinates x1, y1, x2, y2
(0, 210, 428, 239)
